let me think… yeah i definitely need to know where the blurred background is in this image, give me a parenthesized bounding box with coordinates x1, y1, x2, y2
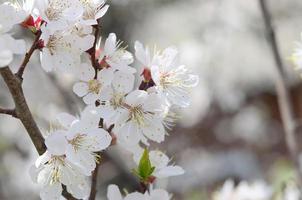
(1, 0, 302, 199)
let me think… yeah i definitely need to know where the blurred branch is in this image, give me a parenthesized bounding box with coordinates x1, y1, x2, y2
(259, 0, 302, 180)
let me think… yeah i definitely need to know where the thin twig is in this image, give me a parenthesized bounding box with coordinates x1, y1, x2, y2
(259, 0, 302, 180)
(0, 107, 17, 118)
(16, 30, 42, 80)
(89, 155, 101, 200)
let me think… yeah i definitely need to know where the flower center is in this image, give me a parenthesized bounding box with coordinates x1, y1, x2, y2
(45, 1, 65, 21)
(48, 155, 65, 184)
(69, 134, 86, 151)
(160, 72, 180, 89)
(110, 94, 123, 109)
(129, 106, 145, 126)
(88, 79, 101, 94)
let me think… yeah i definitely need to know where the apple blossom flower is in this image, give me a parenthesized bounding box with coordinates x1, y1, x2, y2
(54, 107, 112, 175)
(107, 184, 170, 200)
(213, 179, 272, 200)
(35, 0, 83, 31)
(98, 33, 136, 74)
(135, 41, 199, 107)
(73, 63, 114, 105)
(30, 151, 90, 200)
(79, 0, 109, 25)
(40, 26, 94, 72)
(113, 90, 166, 145)
(133, 148, 184, 179)
(97, 71, 135, 124)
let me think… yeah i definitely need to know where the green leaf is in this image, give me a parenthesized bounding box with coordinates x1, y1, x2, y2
(134, 149, 155, 181)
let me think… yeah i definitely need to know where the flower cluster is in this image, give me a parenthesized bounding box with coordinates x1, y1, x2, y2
(0, 0, 198, 199)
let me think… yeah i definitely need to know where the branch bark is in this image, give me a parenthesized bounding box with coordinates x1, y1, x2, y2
(259, 0, 301, 180)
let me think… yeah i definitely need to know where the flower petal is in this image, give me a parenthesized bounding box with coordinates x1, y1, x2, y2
(107, 184, 123, 200)
(73, 82, 89, 97)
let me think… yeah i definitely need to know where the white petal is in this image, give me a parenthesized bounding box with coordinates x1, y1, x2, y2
(99, 86, 114, 101)
(35, 151, 51, 168)
(45, 131, 68, 156)
(154, 166, 185, 178)
(85, 128, 112, 151)
(40, 50, 54, 72)
(142, 119, 165, 143)
(104, 33, 117, 55)
(65, 145, 95, 176)
(40, 182, 62, 200)
(124, 192, 146, 200)
(73, 82, 89, 97)
(0, 50, 13, 67)
(134, 41, 150, 66)
(125, 90, 148, 107)
(150, 65, 161, 85)
(66, 177, 90, 199)
(116, 122, 141, 145)
(95, 5, 109, 19)
(107, 184, 123, 200)
(56, 113, 78, 129)
(149, 189, 170, 200)
(113, 71, 135, 94)
(77, 63, 95, 81)
(83, 92, 99, 104)
(98, 68, 114, 85)
(149, 150, 169, 169)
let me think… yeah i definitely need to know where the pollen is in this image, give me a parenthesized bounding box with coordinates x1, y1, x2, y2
(88, 79, 101, 94)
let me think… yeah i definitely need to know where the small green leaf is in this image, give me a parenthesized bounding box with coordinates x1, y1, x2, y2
(134, 149, 155, 181)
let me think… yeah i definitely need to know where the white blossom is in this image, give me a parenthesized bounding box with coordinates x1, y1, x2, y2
(113, 90, 166, 145)
(56, 107, 112, 175)
(214, 179, 272, 200)
(40, 26, 94, 72)
(107, 184, 170, 200)
(31, 135, 90, 200)
(35, 0, 83, 31)
(98, 71, 135, 124)
(73, 63, 114, 104)
(79, 0, 109, 25)
(135, 41, 199, 107)
(98, 33, 136, 74)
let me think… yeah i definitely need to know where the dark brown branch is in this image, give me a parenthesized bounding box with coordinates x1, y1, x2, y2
(259, 0, 302, 180)
(0, 107, 17, 118)
(16, 30, 42, 80)
(89, 156, 101, 200)
(0, 66, 46, 155)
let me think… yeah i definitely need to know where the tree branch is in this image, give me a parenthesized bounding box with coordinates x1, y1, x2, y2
(16, 30, 42, 80)
(0, 107, 17, 118)
(259, 0, 302, 180)
(0, 66, 46, 155)
(89, 156, 101, 200)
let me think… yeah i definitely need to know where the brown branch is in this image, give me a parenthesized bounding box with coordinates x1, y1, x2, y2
(16, 29, 42, 80)
(89, 156, 101, 200)
(259, 0, 302, 181)
(0, 107, 17, 118)
(0, 66, 46, 155)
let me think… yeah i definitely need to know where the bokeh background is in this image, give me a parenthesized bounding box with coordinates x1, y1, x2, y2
(1, 0, 302, 199)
